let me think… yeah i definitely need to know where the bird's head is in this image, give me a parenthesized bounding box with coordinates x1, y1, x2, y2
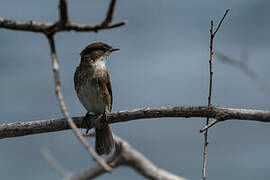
(80, 42, 119, 65)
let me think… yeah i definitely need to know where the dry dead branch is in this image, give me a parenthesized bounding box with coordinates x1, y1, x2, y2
(202, 9, 230, 180)
(1, 105, 270, 140)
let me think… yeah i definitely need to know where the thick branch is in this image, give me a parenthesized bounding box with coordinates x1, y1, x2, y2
(69, 135, 186, 180)
(1, 106, 270, 140)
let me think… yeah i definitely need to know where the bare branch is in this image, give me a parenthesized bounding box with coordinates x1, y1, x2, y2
(68, 160, 116, 180)
(0, 17, 50, 33)
(46, 34, 112, 172)
(215, 50, 270, 96)
(58, 0, 69, 25)
(202, 9, 230, 180)
(1, 106, 270, 140)
(69, 135, 187, 180)
(0, 17, 126, 34)
(202, 20, 213, 180)
(200, 119, 218, 132)
(0, 0, 126, 35)
(212, 8, 230, 36)
(102, 0, 117, 25)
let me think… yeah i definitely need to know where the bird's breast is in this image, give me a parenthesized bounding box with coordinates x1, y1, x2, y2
(76, 72, 107, 114)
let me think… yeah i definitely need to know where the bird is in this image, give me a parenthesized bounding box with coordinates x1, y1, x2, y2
(74, 42, 119, 155)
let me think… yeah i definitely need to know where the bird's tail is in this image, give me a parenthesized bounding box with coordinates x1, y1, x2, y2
(95, 124, 114, 155)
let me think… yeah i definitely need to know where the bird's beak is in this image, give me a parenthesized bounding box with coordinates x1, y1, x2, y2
(110, 48, 120, 52)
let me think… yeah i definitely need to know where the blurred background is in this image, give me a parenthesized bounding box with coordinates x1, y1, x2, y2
(0, 0, 270, 179)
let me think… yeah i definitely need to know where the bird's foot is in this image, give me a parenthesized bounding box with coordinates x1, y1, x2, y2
(96, 111, 110, 129)
(102, 111, 109, 123)
(82, 112, 94, 134)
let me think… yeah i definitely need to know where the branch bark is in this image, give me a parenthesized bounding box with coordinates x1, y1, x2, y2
(1, 106, 269, 140)
(0, 17, 126, 34)
(202, 9, 230, 180)
(0, 0, 126, 35)
(102, 0, 117, 25)
(58, 0, 69, 25)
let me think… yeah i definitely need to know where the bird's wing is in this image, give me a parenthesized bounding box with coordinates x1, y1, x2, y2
(74, 66, 80, 93)
(105, 71, 113, 111)
(93, 71, 113, 112)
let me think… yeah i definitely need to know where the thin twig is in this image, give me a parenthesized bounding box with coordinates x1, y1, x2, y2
(200, 119, 218, 132)
(41, 146, 72, 178)
(215, 50, 270, 96)
(1, 106, 270, 140)
(213, 9, 230, 36)
(202, 20, 213, 180)
(46, 34, 112, 172)
(58, 0, 69, 25)
(202, 9, 230, 180)
(102, 0, 116, 25)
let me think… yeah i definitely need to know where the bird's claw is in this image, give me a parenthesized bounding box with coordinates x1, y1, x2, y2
(102, 111, 109, 123)
(81, 112, 94, 134)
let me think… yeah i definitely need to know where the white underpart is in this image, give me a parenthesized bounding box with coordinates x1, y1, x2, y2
(95, 56, 106, 70)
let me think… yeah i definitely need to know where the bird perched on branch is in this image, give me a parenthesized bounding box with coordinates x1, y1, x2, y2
(74, 42, 119, 155)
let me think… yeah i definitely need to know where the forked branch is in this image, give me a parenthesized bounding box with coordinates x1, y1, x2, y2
(0, 0, 126, 35)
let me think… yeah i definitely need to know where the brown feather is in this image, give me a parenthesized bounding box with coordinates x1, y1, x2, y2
(74, 42, 117, 155)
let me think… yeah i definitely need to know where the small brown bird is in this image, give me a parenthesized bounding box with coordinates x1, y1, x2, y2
(74, 42, 119, 155)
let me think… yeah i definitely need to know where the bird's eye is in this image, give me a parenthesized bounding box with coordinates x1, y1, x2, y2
(100, 48, 106, 53)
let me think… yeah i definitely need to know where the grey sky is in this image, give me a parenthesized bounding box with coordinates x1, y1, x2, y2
(0, 0, 270, 179)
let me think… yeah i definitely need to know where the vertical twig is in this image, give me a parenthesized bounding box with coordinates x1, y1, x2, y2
(58, 0, 69, 25)
(102, 0, 116, 25)
(46, 34, 112, 172)
(202, 9, 230, 180)
(202, 20, 213, 180)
